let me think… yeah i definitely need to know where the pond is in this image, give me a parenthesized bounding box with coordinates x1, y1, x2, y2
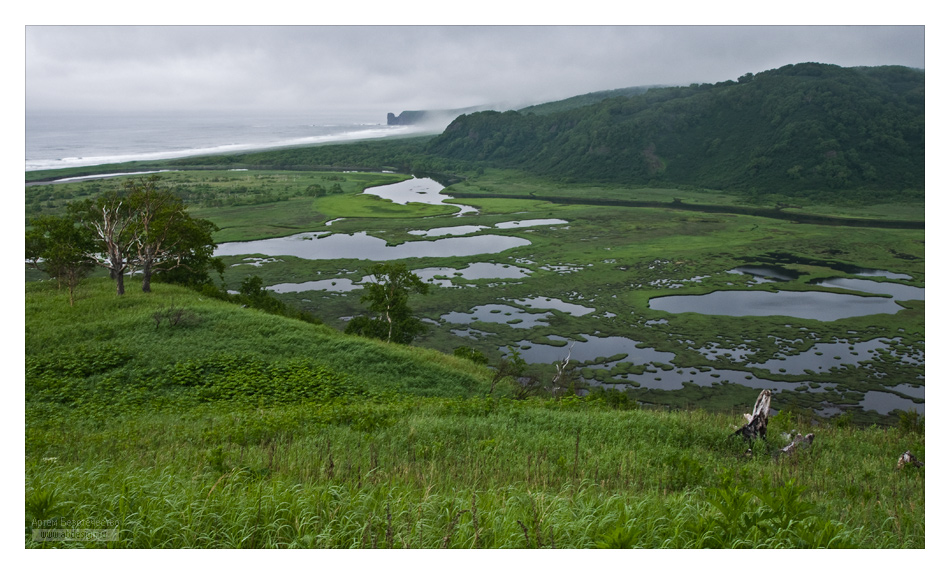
(503, 332, 923, 414)
(650, 290, 908, 321)
(494, 219, 569, 229)
(861, 391, 924, 415)
(503, 335, 823, 393)
(415, 262, 533, 287)
(442, 304, 552, 328)
(363, 177, 477, 215)
(712, 336, 923, 376)
(269, 277, 363, 293)
(650, 267, 923, 321)
(408, 225, 489, 237)
(813, 277, 924, 300)
(512, 296, 595, 317)
(407, 219, 569, 237)
(508, 335, 674, 365)
(215, 231, 531, 261)
(264, 262, 533, 293)
(726, 266, 799, 282)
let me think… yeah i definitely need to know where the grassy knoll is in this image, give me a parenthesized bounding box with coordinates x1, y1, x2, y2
(25, 278, 925, 548)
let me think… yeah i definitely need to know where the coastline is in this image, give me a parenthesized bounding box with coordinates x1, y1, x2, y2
(26, 124, 429, 174)
(25, 109, 444, 175)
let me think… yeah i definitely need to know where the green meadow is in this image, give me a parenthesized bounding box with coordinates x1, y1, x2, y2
(25, 164, 925, 548)
(25, 279, 924, 548)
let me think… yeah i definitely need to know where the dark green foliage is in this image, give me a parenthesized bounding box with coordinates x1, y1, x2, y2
(25, 213, 96, 305)
(151, 305, 202, 329)
(584, 387, 639, 410)
(26, 344, 132, 405)
(26, 344, 131, 380)
(165, 137, 445, 174)
(453, 346, 488, 365)
(427, 64, 923, 199)
(236, 275, 285, 314)
(169, 354, 360, 405)
(228, 275, 320, 324)
(897, 409, 924, 435)
(519, 85, 657, 116)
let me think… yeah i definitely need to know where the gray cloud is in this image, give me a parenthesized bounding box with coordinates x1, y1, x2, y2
(25, 25, 925, 115)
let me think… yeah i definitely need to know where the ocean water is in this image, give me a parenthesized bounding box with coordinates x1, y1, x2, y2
(25, 110, 424, 172)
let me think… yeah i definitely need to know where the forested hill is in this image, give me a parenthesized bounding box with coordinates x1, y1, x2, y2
(516, 85, 659, 115)
(426, 63, 924, 197)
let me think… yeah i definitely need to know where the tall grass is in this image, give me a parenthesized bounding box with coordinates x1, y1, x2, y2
(26, 396, 924, 548)
(25, 277, 924, 548)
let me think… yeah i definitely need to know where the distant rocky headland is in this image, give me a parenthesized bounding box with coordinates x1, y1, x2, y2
(387, 106, 487, 126)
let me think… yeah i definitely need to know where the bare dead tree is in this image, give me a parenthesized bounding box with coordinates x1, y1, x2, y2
(71, 191, 138, 295)
(552, 342, 576, 397)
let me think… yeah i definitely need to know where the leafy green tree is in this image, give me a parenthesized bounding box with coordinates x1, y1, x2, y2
(124, 176, 220, 292)
(232, 275, 289, 316)
(69, 176, 220, 295)
(345, 263, 429, 344)
(25, 214, 96, 306)
(305, 184, 326, 197)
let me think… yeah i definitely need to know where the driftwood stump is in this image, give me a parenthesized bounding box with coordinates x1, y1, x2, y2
(897, 451, 923, 469)
(778, 432, 814, 456)
(735, 389, 772, 441)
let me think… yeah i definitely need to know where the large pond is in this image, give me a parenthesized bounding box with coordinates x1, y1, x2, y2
(649, 276, 923, 321)
(268, 262, 533, 293)
(442, 304, 553, 328)
(214, 177, 548, 260)
(216, 231, 530, 261)
(407, 219, 568, 237)
(813, 277, 925, 300)
(649, 289, 908, 321)
(363, 177, 477, 215)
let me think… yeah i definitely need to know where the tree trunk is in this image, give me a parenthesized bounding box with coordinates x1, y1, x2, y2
(115, 271, 125, 295)
(142, 260, 152, 293)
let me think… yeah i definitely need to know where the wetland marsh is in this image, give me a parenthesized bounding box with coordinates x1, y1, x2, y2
(28, 168, 925, 423)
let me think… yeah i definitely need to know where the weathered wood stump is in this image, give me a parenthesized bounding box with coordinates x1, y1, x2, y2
(778, 432, 814, 456)
(734, 389, 772, 441)
(897, 451, 923, 469)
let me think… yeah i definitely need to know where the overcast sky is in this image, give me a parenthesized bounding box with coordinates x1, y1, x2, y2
(25, 24, 925, 117)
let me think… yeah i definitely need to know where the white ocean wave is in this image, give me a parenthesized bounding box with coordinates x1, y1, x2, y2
(25, 114, 432, 172)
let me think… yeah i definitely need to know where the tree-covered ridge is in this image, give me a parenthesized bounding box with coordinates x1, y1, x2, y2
(427, 63, 924, 197)
(517, 85, 659, 115)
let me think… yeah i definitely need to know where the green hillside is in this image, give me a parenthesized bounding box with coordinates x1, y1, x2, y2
(25, 278, 489, 404)
(25, 278, 924, 548)
(427, 63, 924, 199)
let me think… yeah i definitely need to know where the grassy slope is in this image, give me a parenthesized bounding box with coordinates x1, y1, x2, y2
(25, 278, 489, 399)
(25, 277, 925, 548)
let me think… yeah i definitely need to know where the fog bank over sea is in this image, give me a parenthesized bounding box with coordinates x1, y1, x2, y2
(25, 110, 429, 172)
